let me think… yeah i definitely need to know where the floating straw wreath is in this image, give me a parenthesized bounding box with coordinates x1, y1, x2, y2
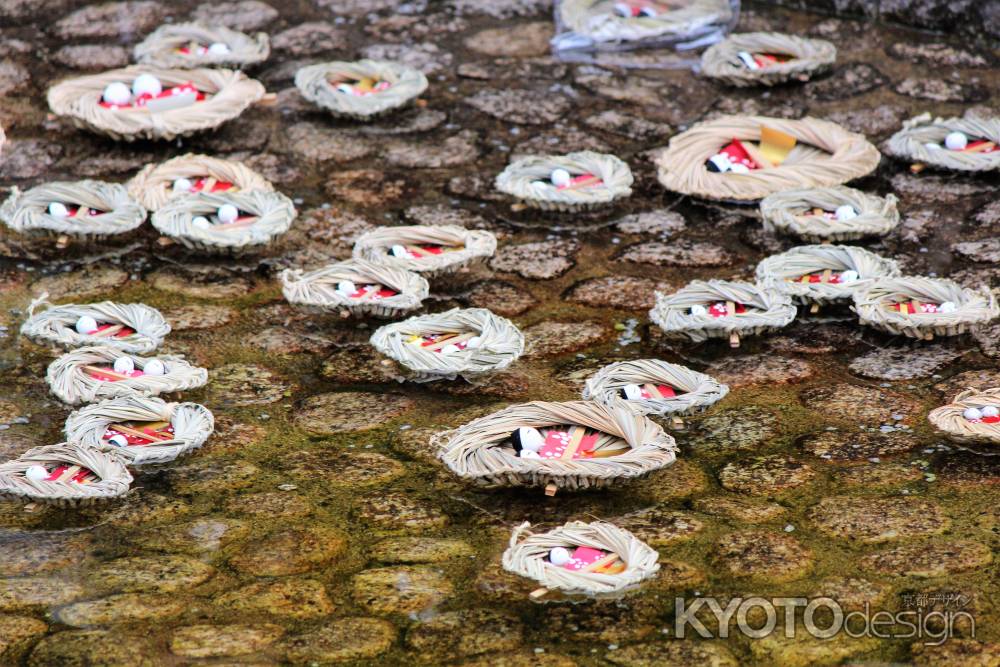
(928, 388, 1000, 447)
(495, 151, 634, 211)
(128, 153, 274, 211)
(47, 345, 208, 406)
(0, 442, 132, 505)
(759, 186, 899, 242)
(655, 115, 881, 202)
(22, 295, 170, 354)
(649, 279, 796, 347)
(281, 258, 430, 319)
(582, 359, 728, 426)
(435, 400, 677, 496)
(370, 307, 524, 382)
(353, 225, 496, 278)
(0, 180, 146, 248)
(47, 66, 266, 141)
(503, 521, 660, 600)
(66, 395, 214, 465)
(295, 59, 428, 120)
(756, 245, 901, 312)
(886, 112, 1000, 173)
(151, 190, 295, 254)
(853, 277, 999, 340)
(134, 22, 270, 69)
(700, 32, 836, 87)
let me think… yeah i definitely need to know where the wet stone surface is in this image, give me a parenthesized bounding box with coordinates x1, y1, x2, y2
(713, 530, 814, 582)
(849, 344, 963, 380)
(564, 276, 674, 310)
(719, 455, 817, 496)
(809, 496, 949, 543)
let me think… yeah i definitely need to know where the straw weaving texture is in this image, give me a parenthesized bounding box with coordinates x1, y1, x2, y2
(0, 442, 132, 505)
(435, 400, 677, 491)
(502, 521, 660, 596)
(134, 22, 270, 69)
(127, 153, 273, 211)
(700, 32, 836, 86)
(281, 258, 429, 318)
(853, 277, 999, 339)
(582, 359, 729, 416)
(353, 225, 496, 278)
(22, 295, 170, 354)
(760, 186, 899, 242)
(0, 180, 146, 239)
(928, 388, 1000, 446)
(295, 59, 428, 120)
(887, 113, 1000, 172)
(655, 115, 881, 202)
(756, 245, 901, 305)
(495, 151, 634, 211)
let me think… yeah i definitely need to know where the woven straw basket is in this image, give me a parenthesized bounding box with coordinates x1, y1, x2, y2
(650, 279, 796, 344)
(0, 442, 132, 505)
(582, 359, 729, 419)
(47, 345, 209, 406)
(295, 59, 428, 120)
(151, 190, 295, 255)
(760, 186, 899, 242)
(353, 225, 497, 278)
(502, 521, 660, 599)
(134, 22, 270, 69)
(281, 258, 430, 319)
(47, 66, 266, 141)
(22, 294, 170, 354)
(0, 180, 146, 245)
(886, 113, 1000, 173)
(928, 388, 1000, 446)
(700, 32, 836, 86)
(655, 115, 881, 202)
(128, 154, 274, 211)
(756, 245, 901, 306)
(66, 395, 214, 465)
(555, 0, 735, 50)
(495, 151, 634, 211)
(435, 400, 677, 494)
(370, 307, 524, 382)
(853, 276, 999, 340)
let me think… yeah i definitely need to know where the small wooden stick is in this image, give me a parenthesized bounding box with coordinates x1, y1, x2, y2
(405, 245, 426, 257)
(529, 586, 549, 600)
(423, 332, 476, 352)
(583, 553, 621, 573)
(963, 141, 996, 153)
(820, 269, 832, 283)
(201, 176, 217, 192)
(742, 142, 774, 169)
(811, 207, 825, 216)
(215, 216, 260, 230)
(642, 383, 663, 399)
(809, 303, 820, 314)
(909, 300, 921, 314)
(725, 300, 736, 317)
(56, 235, 69, 249)
(589, 447, 631, 458)
(560, 426, 587, 460)
(924, 332, 934, 341)
(81, 365, 130, 381)
(729, 331, 740, 348)
(910, 162, 926, 174)
(544, 482, 558, 496)
(90, 324, 124, 338)
(560, 175, 603, 190)
(109, 423, 171, 442)
(671, 415, 685, 429)
(799, 275, 810, 284)
(55, 465, 81, 483)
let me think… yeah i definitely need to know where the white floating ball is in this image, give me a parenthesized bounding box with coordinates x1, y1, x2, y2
(440, 344, 460, 354)
(690, 304, 708, 316)
(75, 315, 98, 334)
(982, 405, 999, 418)
(623, 383, 644, 401)
(108, 434, 129, 448)
(707, 154, 732, 172)
(132, 73, 162, 98)
(336, 280, 357, 295)
(25, 465, 48, 481)
(612, 2, 631, 17)
(466, 335, 483, 349)
(48, 202, 69, 218)
(217, 204, 239, 224)
(729, 163, 750, 174)
(924, 142, 942, 151)
(192, 216, 211, 229)
(516, 426, 544, 452)
(839, 270, 859, 283)
(143, 359, 166, 376)
(390, 244, 408, 258)
(964, 407, 983, 420)
(113, 357, 135, 374)
(102, 81, 132, 105)
(550, 168, 571, 187)
(938, 301, 957, 314)
(549, 547, 571, 566)
(336, 83, 354, 94)
(835, 205, 858, 221)
(208, 42, 230, 55)
(172, 178, 193, 192)
(944, 131, 968, 151)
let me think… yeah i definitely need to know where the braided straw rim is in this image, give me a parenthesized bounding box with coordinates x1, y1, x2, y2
(353, 225, 497, 278)
(556, 0, 734, 48)
(760, 186, 900, 242)
(0, 442, 132, 505)
(127, 153, 273, 211)
(370, 307, 524, 382)
(281, 258, 429, 318)
(655, 115, 881, 202)
(886, 112, 1000, 173)
(928, 388, 1000, 446)
(853, 276, 999, 339)
(756, 245, 901, 305)
(65, 395, 214, 465)
(436, 400, 677, 491)
(503, 520, 660, 597)
(295, 59, 428, 120)
(495, 151, 634, 211)
(21, 294, 170, 354)
(134, 22, 270, 69)
(46, 345, 209, 406)
(650, 279, 796, 342)
(582, 359, 729, 416)
(700, 32, 836, 87)
(47, 66, 266, 142)
(0, 180, 146, 239)
(151, 190, 295, 253)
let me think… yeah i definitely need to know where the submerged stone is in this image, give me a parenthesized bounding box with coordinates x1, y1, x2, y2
(605, 641, 738, 667)
(229, 526, 346, 576)
(55, 593, 186, 627)
(719, 455, 816, 496)
(707, 354, 814, 389)
(564, 276, 674, 310)
(28, 630, 156, 667)
(213, 578, 334, 620)
(371, 537, 475, 564)
(282, 617, 396, 663)
(490, 240, 578, 280)
(713, 529, 814, 582)
(351, 565, 455, 616)
(848, 344, 963, 380)
(295, 392, 414, 434)
(353, 491, 449, 533)
(170, 623, 285, 659)
(0, 615, 47, 663)
(614, 507, 703, 546)
(92, 554, 215, 593)
(524, 320, 607, 357)
(861, 540, 992, 577)
(808, 496, 949, 543)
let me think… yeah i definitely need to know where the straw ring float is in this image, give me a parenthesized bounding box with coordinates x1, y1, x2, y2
(295, 59, 428, 120)
(352, 225, 496, 278)
(700, 31, 836, 86)
(134, 22, 270, 69)
(281, 258, 430, 319)
(127, 153, 274, 211)
(495, 151, 634, 212)
(65, 395, 214, 465)
(649, 279, 796, 347)
(503, 521, 660, 600)
(151, 190, 295, 254)
(46, 345, 209, 406)
(47, 66, 267, 141)
(759, 185, 900, 242)
(582, 359, 729, 427)
(21, 295, 170, 355)
(928, 388, 1000, 447)
(370, 307, 524, 383)
(887, 112, 1000, 174)
(654, 115, 881, 202)
(435, 400, 678, 496)
(756, 245, 901, 313)
(0, 442, 133, 506)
